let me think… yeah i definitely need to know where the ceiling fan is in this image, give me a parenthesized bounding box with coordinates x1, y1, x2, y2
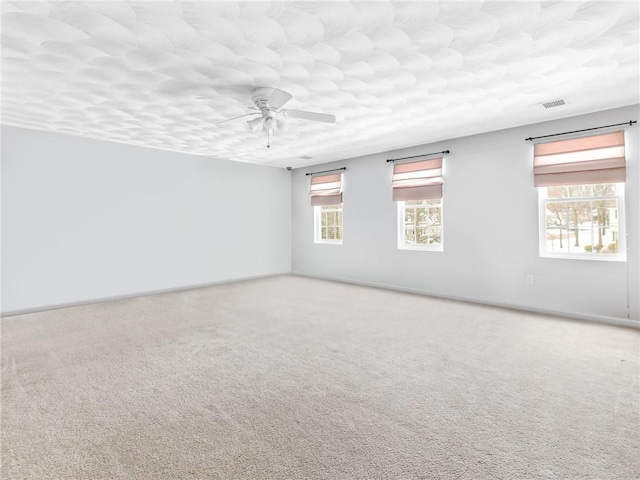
(217, 87, 336, 147)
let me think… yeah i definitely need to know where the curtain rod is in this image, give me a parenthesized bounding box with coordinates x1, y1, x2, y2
(525, 120, 636, 141)
(305, 167, 346, 176)
(386, 150, 450, 163)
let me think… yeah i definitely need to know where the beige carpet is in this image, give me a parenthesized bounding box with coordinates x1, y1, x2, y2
(2, 275, 638, 479)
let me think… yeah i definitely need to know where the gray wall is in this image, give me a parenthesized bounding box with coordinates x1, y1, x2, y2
(292, 105, 639, 323)
(1, 126, 292, 314)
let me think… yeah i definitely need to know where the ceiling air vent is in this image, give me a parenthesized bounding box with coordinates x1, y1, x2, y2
(542, 98, 567, 109)
(299, 155, 313, 160)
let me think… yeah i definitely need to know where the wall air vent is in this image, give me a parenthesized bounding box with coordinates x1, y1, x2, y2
(542, 98, 567, 109)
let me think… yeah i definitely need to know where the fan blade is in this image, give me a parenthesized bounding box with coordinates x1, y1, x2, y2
(217, 112, 260, 125)
(268, 88, 293, 109)
(281, 109, 336, 123)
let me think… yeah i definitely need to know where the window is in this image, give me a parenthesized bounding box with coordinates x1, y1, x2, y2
(533, 130, 627, 261)
(539, 183, 625, 260)
(314, 204, 343, 244)
(309, 171, 344, 245)
(398, 199, 443, 250)
(391, 156, 444, 251)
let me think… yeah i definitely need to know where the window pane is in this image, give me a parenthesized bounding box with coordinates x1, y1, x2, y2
(428, 207, 442, 226)
(566, 201, 590, 253)
(428, 226, 442, 244)
(321, 227, 328, 240)
(548, 183, 617, 199)
(545, 201, 569, 253)
(548, 185, 569, 198)
(404, 227, 416, 243)
(592, 183, 616, 196)
(593, 199, 619, 254)
(335, 227, 343, 240)
(415, 207, 426, 226)
(566, 185, 592, 198)
(604, 199, 619, 250)
(336, 210, 343, 225)
(404, 207, 415, 226)
(546, 226, 570, 253)
(326, 211, 335, 226)
(417, 227, 428, 244)
(407, 199, 439, 207)
(320, 212, 327, 227)
(327, 227, 335, 240)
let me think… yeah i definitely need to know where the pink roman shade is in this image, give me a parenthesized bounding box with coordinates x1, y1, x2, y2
(392, 158, 443, 201)
(533, 131, 626, 187)
(310, 173, 342, 206)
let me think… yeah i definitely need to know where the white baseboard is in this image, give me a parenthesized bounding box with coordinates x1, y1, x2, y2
(6, 271, 638, 330)
(292, 272, 640, 330)
(1, 272, 290, 318)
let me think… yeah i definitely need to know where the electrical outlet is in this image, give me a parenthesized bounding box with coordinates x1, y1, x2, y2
(526, 274, 534, 285)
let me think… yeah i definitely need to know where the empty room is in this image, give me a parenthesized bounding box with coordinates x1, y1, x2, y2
(1, 1, 639, 479)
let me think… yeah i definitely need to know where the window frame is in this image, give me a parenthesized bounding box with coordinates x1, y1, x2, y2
(397, 199, 444, 252)
(314, 204, 343, 245)
(538, 182, 626, 262)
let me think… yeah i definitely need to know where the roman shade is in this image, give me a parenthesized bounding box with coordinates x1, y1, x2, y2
(392, 158, 443, 201)
(533, 130, 626, 187)
(310, 173, 342, 206)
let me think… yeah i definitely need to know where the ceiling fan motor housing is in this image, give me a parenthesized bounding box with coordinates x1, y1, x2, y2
(252, 87, 274, 112)
(254, 98, 270, 113)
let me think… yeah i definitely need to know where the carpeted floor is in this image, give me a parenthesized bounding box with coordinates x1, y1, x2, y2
(1, 275, 639, 479)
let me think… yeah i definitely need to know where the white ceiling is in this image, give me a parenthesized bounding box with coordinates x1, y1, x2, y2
(2, 1, 639, 169)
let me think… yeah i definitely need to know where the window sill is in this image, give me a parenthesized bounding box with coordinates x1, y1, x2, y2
(315, 240, 343, 245)
(398, 244, 443, 252)
(540, 252, 626, 262)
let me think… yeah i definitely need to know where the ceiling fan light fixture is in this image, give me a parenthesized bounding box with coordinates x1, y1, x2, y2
(247, 117, 262, 132)
(263, 116, 276, 130)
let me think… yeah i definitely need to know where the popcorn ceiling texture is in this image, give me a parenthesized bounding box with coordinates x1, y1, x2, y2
(1, 1, 639, 167)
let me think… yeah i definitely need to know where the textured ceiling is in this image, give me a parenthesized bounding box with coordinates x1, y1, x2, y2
(2, 1, 639, 168)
